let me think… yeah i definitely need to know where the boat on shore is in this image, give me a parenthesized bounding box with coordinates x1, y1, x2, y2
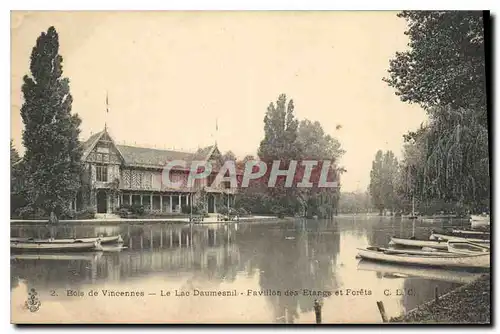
(11, 240, 102, 252)
(357, 247, 490, 269)
(10, 235, 123, 244)
(357, 259, 484, 284)
(389, 237, 449, 250)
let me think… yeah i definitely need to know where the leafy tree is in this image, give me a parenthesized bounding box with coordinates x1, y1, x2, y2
(385, 11, 489, 214)
(257, 94, 302, 215)
(338, 191, 371, 214)
(10, 140, 20, 165)
(19, 26, 83, 222)
(369, 150, 384, 214)
(221, 150, 237, 162)
(258, 94, 301, 161)
(296, 120, 345, 160)
(242, 154, 256, 163)
(10, 140, 22, 192)
(369, 150, 399, 215)
(239, 95, 345, 218)
(11, 140, 26, 216)
(381, 151, 399, 212)
(422, 106, 489, 212)
(384, 11, 486, 112)
(296, 120, 345, 218)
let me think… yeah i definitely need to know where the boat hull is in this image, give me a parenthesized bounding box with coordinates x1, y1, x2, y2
(389, 237, 449, 250)
(447, 241, 490, 255)
(11, 252, 103, 261)
(357, 259, 484, 284)
(451, 229, 490, 238)
(471, 219, 490, 229)
(11, 241, 101, 252)
(430, 233, 490, 246)
(470, 214, 490, 221)
(366, 246, 454, 257)
(10, 235, 122, 244)
(357, 248, 490, 269)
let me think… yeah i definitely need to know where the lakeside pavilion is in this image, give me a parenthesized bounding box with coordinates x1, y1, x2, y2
(74, 127, 236, 215)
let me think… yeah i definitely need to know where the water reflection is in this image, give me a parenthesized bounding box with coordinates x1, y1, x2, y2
(11, 216, 481, 323)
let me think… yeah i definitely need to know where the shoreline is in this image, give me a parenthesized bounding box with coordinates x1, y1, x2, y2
(10, 215, 281, 225)
(390, 274, 491, 324)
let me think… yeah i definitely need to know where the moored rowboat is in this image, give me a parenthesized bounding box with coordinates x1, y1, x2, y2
(430, 233, 490, 246)
(365, 246, 455, 257)
(10, 252, 103, 261)
(357, 248, 490, 269)
(471, 219, 490, 229)
(389, 237, 449, 250)
(447, 241, 490, 255)
(11, 241, 102, 252)
(357, 259, 484, 284)
(451, 229, 490, 237)
(10, 235, 123, 244)
(470, 214, 490, 221)
(470, 214, 490, 229)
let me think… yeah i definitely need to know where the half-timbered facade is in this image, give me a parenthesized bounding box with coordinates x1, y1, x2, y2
(78, 128, 235, 215)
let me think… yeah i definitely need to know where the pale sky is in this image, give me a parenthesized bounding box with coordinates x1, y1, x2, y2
(11, 11, 427, 192)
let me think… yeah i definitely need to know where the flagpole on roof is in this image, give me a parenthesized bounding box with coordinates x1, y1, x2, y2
(215, 117, 218, 146)
(105, 91, 109, 130)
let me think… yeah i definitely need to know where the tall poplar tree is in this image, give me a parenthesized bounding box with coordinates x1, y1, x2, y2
(256, 94, 301, 215)
(369, 150, 399, 215)
(20, 26, 83, 222)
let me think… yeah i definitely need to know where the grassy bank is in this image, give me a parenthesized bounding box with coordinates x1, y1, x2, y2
(390, 274, 490, 324)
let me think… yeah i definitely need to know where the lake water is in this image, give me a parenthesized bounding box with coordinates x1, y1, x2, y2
(11, 216, 483, 324)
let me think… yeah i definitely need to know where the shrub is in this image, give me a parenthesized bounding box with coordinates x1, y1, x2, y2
(271, 205, 286, 219)
(236, 207, 249, 216)
(181, 205, 192, 214)
(118, 208, 130, 218)
(17, 206, 35, 219)
(130, 204, 145, 215)
(75, 207, 96, 219)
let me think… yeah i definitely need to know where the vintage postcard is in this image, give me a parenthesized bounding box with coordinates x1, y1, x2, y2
(10, 10, 490, 324)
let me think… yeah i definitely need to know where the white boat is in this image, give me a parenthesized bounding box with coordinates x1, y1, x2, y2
(470, 214, 490, 229)
(11, 241, 102, 252)
(100, 245, 128, 252)
(429, 233, 490, 246)
(421, 218, 447, 223)
(10, 235, 123, 244)
(365, 246, 455, 257)
(447, 241, 490, 255)
(357, 247, 490, 269)
(451, 229, 490, 237)
(357, 259, 484, 284)
(389, 237, 449, 250)
(470, 214, 490, 221)
(471, 219, 490, 229)
(10, 252, 103, 261)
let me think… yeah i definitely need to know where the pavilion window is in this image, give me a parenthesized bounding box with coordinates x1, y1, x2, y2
(208, 174, 216, 187)
(96, 164, 108, 182)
